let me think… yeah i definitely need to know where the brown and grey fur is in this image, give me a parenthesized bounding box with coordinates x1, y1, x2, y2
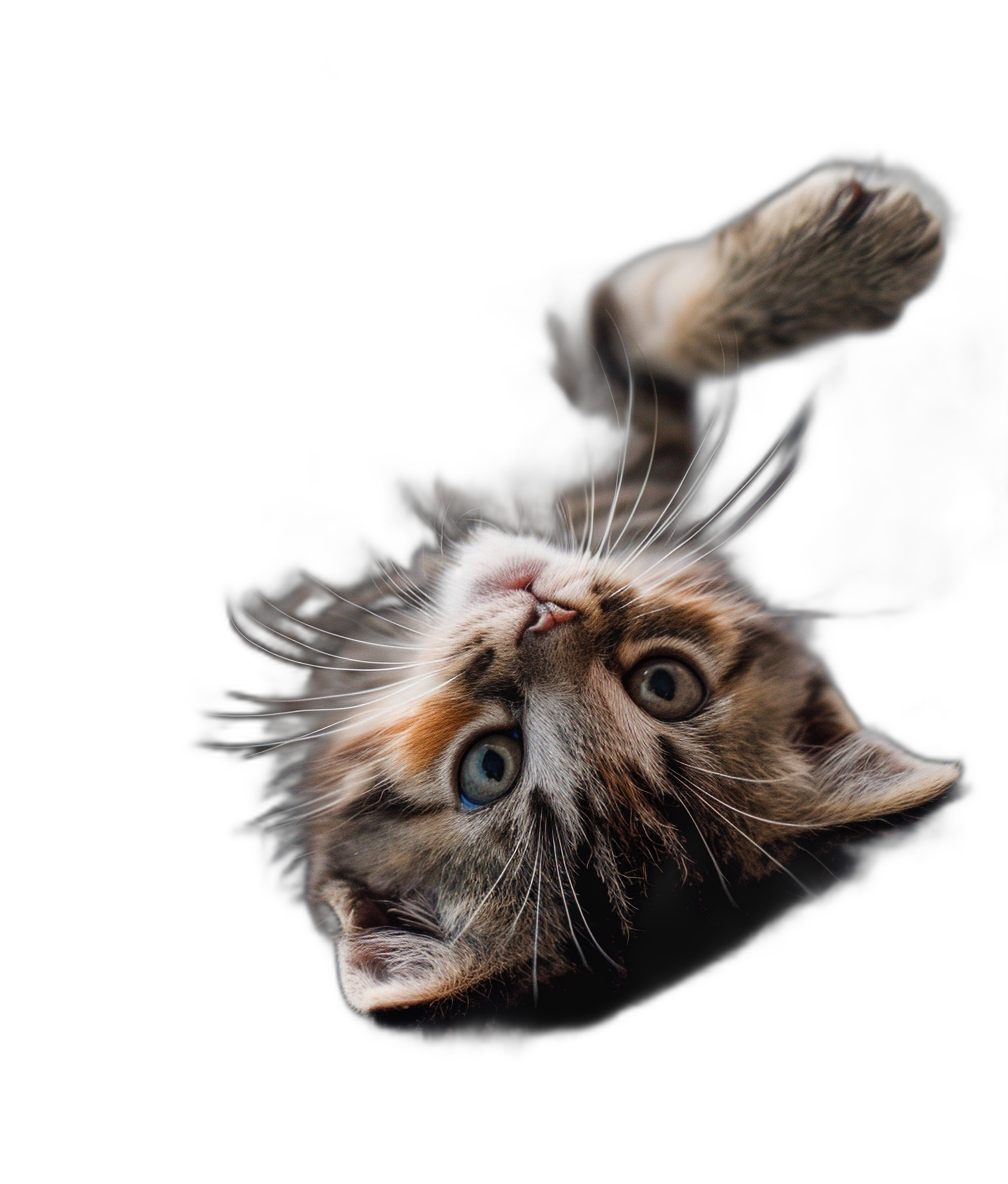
(215, 161, 958, 1017)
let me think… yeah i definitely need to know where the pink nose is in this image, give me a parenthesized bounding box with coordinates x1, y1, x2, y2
(525, 599, 578, 635)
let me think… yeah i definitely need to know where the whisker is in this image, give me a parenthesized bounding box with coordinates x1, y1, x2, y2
(509, 830, 542, 939)
(611, 397, 737, 581)
(677, 758, 798, 786)
(555, 839, 622, 971)
(572, 437, 598, 559)
(383, 556, 436, 605)
(669, 786, 737, 907)
(628, 399, 811, 587)
(532, 832, 544, 1005)
(222, 677, 434, 706)
(552, 831, 588, 969)
(372, 560, 435, 619)
(689, 781, 816, 831)
(209, 675, 445, 720)
(613, 382, 737, 574)
(682, 783, 812, 896)
(218, 670, 464, 758)
(452, 830, 532, 942)
(300, 569, 425, 635)
(594, 322, 634, 559)
(230, 601, 416, 677)
(255, 592, 426, 651)
(608, 368, 660, 555)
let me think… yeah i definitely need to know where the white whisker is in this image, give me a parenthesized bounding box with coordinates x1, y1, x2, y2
(594, 326, 634, 559)
(532, 837, 544, 1005)
(213, 673, 450, 721)
(613, 382, 736, 575)
(690, 781, 815, 831)
(238, 671, 464, 757)
(228, 610, 403, 673)
(256, 593, 426, 650)
(509, 831, 542, 939)
(608, 370, 660, 555)
(677, 758, 798, 786)
(629, 400, 809, 586)
(373, 560, 436, 619)
(301, 570, 426, 635)
(452, 830, 532, 942)
(670, 787, 737, 907)
(682, 782, 812, 895)
(556, 839, 622, 970)
(552, 831, 588, 969)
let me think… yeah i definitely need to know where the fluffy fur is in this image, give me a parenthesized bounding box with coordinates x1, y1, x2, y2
(215, 161, 958, 1017)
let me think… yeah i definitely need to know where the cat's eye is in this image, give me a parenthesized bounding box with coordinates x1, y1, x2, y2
(458, 730, 523, 810)
(624, 657, 706, 721)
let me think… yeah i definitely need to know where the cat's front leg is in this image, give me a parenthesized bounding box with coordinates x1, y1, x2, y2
(593, 162, 946, 383)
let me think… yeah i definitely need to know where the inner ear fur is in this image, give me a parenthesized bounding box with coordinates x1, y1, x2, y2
(794, 678, 960, 826)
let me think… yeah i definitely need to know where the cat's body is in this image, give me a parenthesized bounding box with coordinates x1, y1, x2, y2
(217, 162, 958, 1017)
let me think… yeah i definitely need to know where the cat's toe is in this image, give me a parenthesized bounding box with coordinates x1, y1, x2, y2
(807, 163, 946, 302)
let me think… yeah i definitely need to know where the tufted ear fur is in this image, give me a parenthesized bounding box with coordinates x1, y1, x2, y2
(310, 880, 492, 1018)
(805, 728, 960, 827)
(794, 680, 960, 827)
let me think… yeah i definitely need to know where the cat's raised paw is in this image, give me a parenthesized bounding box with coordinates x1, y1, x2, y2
(594, 161, 947, 382)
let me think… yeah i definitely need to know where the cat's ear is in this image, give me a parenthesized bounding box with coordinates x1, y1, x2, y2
(315, 882, 487, 1014)
(337, 930, 480, 1014)
(796, 682, 960, 826)
(804, 728, 960, 826)
(336, 928, 466, 1013)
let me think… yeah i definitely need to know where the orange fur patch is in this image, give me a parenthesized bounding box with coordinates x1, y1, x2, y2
(397, 692, 478, 777)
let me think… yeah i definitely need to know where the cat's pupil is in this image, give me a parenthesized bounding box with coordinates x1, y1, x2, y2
(481, 748, 506, 781)
(648, 668, 676, 700)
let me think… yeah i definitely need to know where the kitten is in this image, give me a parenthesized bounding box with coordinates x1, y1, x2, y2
(215, 162, 958, 1017)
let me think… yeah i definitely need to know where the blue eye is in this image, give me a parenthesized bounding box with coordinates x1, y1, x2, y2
(459, 730, 523, 810)
(625, 657, 706, 721)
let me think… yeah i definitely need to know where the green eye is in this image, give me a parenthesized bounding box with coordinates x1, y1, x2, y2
(625, 657, 706, 721)
(459, 730, 523, 810)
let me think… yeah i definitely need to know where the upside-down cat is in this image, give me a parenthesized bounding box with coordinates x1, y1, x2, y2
(217, 162, 958, 1017)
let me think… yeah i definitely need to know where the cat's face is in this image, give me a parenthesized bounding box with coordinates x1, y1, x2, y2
(299, 527, 956, 1013)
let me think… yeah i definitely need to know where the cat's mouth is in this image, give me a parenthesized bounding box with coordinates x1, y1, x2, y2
(521, 595, 578, 639)
(506, 583, 580, 645)
(471, 567, 580, 643)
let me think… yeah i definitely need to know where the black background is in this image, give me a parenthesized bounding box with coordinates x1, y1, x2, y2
(159, 62, 999, 1117)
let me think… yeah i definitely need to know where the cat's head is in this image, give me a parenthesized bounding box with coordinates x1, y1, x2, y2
(256, 526, 958, 1014)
